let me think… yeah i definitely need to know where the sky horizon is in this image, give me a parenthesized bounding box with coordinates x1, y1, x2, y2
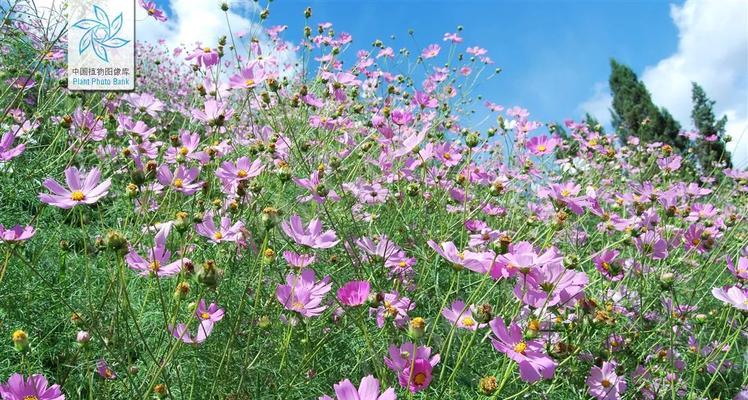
(136, 0, 748, 168)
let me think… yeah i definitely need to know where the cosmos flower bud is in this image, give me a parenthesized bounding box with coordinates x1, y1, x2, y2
(173, 282, 190, 300)
(304, 7, 312, 18)
(257, 316, 271, 329)
(76, 330, 90, 346)
(220, 2, 229, 11)
(130, 169, 146, 185)
(126, 183, 139, 198)
(475, 304, 492, 324)
(197, 260, 222, 289)
(465, 132, 479, 148)
(478, 375, 498, 395)
(563, 254, 579, 270)
(106, 230, 128, 253)
(12, 329, 29, 352)
(154, 383, 168, 398)
(659, 272, 674, 289)
(262, 207, 280, 229)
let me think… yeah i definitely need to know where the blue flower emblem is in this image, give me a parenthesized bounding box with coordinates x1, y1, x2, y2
(72, 5, 130, 62)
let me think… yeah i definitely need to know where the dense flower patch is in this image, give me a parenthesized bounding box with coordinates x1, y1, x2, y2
(0, 1, 746, 399)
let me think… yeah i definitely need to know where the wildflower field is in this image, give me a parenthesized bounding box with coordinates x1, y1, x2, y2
(0, 1, 747, 399)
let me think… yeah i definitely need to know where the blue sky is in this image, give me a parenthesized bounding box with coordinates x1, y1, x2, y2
(144, 0, 748, 167)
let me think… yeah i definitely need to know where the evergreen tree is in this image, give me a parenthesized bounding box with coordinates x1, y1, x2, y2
(691, 82, 732, 171)
(608, 59, 686, 152)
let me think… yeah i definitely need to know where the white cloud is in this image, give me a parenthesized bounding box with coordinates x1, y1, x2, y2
(135, 0, 297, 72)
(578, 0, 748, 167)
(641, 0, 748, 168)
(578, 81, 612, 128)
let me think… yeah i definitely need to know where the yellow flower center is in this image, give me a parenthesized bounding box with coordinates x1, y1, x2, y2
(71, 190, 86, 201)
(244, 79, 255, 87)
(462, 317, 475, 327)
(148, 7, 155, 15)
(149, 261, 160, 272)
(514, 341, 527, 354)
(588, 138, 598, 147)
(292, 301, 305, 310)
(104, 369, 114, 379)
(179, 146, 189, 156)
(536, 144, 546, 152)
(213, 232, 223, 240)
(203, 47, 212, 53)
(560, 189, 571, 197)
(173, 178, 183, 188)
(24, 396, 39, 400)
(237, 169, 248, 178)
(601, 379, 611, 388)
(398, 261, 407, 268)
(601, 261, 610, 271)
(200, 312, 210, 320)
(443, 152, 452, 160)
(413, 373, 427, 386)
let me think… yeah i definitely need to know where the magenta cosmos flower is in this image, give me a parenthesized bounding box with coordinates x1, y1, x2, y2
(96, 359, 117, 380)
(126, 228, 190, 277)
(489, 318, 556, 383)
(586, 361, 627, 400)
(0, 131, 25, 162)
(593, 249, 624, 281)
(0, 224, 35, 242)
(336, 281, 371, 307)
(384, 342, 440, 393)
(282, 215, 340, 249)
(727, 255, 748, 280)
(195, 212, 244, 244)
(441, 300, 486, 330)
(319, 375, 396, 400)
(39, 166, 111, 209)
(711, 286, 748, 311)
(276, 269, 332, 317)
(0, 373, 64, 400)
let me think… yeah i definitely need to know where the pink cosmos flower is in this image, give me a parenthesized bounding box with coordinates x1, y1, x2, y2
(421, 44, 440, 59)
(526, 135, 559, 156)
(489, 318, 556, 383)
(195, 212, 244, 244)
(0, 373, 64, 400)
(228, 66, 267, 89)
(157, 165, 204, 195)
(546, 182, 588, 215)
(283, 251, 316, 269)
(122, 93, 164, 117)
(139, 0, 167, 21)
(593, 249, 624, 281)
(186, 46, 220, 68)
(0, 131, 25, 161)
(441, 300, 486, 330)
(216, 156, 264, 186)
(384, 342, 440, 393)
(170, 300, 224, 344)
(727, 255, 748, 280)
(586, 361, 627, 400)
(319, 375, 396, 400)
(633, 231, 669, 260)
(371, 292, 415, 328)
(711, 286, 748, 311)
(294, 170, 341, 204)
(442, 32, 462, 43)
(39, 167, 111, 209)
(164, 131, 209, 164)
(126, 228, 190, 277)
(0, 224, 35, 242)
(276, 269, 332, 317)
(191, 99, 234, 125)
(282, 215, 340, 249)
(337, 281, 371, 307)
